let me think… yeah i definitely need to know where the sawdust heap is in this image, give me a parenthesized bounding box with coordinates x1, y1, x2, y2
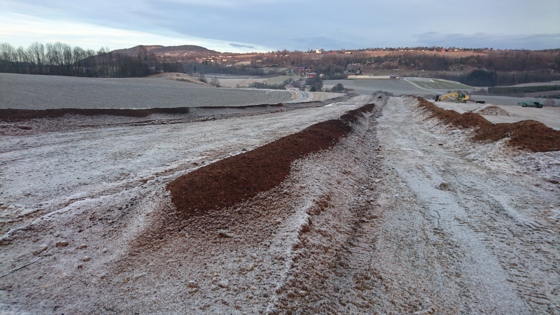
(167, 104, 375, 219)
(473, 105, 511, 116)
(417, 97, 560, 152)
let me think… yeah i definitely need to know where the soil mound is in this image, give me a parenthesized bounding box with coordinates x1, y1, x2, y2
(167, 104, 375, 219)
(418, 98, 493, 129)
(417, 97, 560, 152)
(475, 120, 560, 152)
(473, 105, 511, 116)
(0, 107, 192, 121)
(0, 95, 354, 123)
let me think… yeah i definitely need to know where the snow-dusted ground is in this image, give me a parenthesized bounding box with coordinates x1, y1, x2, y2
(370, 97, 559, 313)
(0, 73, 293, 109)
(1, 95, 559, 314)
(0, 95, 371, 313)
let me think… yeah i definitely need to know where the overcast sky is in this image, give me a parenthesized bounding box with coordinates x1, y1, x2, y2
(1, 0, 559, 53)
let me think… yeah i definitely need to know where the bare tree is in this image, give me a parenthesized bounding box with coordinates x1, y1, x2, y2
(0, 43, 16, 72)
(210, 77, 221, 87)
(16, 46, 29, 72)
(331, 83, 345, 93)
(0, 43, 15, 62)
(198, 72, 207, 83)
(28, 42, 45, 73)
(61, 43, 73, 73)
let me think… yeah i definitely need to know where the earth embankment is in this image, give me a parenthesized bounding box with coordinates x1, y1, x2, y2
(418, 97, 560, 151)
(167, 104, 374, 219)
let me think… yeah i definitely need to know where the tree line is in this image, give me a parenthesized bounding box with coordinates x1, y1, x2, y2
(1, 42, 98, 75)
(2, 41, 559, 86)
(241, 49, 560, 85)
(0, 42, 177, 77)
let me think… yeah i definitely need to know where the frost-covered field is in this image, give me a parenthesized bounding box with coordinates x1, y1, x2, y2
(0, 73, 293, 109)
(0, 94, 373, 314)
(1, 93, 559, 314)
(324, 78, 430, 96)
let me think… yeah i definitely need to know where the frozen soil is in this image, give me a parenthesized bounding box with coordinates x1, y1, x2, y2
(1, 95, 559, 314)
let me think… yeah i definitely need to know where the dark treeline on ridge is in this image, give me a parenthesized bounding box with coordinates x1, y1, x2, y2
(1, 42, 559, 86)
(0, 42, 169, 77)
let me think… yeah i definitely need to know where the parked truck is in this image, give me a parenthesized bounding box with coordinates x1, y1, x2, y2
(517, 101, 543, 108)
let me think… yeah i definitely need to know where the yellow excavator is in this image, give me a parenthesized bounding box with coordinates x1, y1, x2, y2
(435, 91, 486, 104)
(435, 91, 470, 102)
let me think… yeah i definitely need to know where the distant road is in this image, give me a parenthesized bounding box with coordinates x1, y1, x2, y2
(286, 89, 313, 103)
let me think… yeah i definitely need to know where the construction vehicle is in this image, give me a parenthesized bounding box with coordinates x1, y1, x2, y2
(517, 100, 543, 108)
(435, 91, 469, 102)
(435, 91, 485, 104)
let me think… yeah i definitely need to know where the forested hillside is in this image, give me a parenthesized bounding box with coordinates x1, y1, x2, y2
(1, 42, 559, 86)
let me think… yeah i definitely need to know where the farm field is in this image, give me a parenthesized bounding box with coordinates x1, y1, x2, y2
(0, 73, 294, 110)
(325, 78, 431, 96)
(0, 76, 559, 314)
(210, 74, 300, 88)
(404, 77, 474, 90)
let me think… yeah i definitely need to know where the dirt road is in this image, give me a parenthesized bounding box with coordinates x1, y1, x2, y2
(269, 97, 560, 314)
(1, 96, 559, 314)
(363, 97, 559, 313)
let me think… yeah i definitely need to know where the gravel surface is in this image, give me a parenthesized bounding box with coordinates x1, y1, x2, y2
(1, 95, 558, 314)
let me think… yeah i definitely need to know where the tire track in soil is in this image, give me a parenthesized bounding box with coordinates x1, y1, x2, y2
(366, 96, 558, 314)
(453, 180, 560, 311)
(99, 96, 558, 314)
(8, 94, 556, 314)
(268, 97, 472, 314)
(267, 98, 386, 314)
(103, 97, 380, 314)
(272, 96, 559, 314)
(0, 95, 375, 314)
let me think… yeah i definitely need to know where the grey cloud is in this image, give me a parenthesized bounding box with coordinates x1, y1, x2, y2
(230, 43, 254, 49)
(415, 32, 560, 50)
(3, 0, 560, 52)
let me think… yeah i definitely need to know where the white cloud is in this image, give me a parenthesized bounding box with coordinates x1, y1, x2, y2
(1, 0, 559, 51)
(153, 0, 282, 8)
(0, 13, 273, 52)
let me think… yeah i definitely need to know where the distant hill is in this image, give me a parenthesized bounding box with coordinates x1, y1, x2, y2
(111, 45, 219, 57)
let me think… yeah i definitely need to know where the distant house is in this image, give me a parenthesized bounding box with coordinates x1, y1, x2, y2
(306, 72, 317, 78)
